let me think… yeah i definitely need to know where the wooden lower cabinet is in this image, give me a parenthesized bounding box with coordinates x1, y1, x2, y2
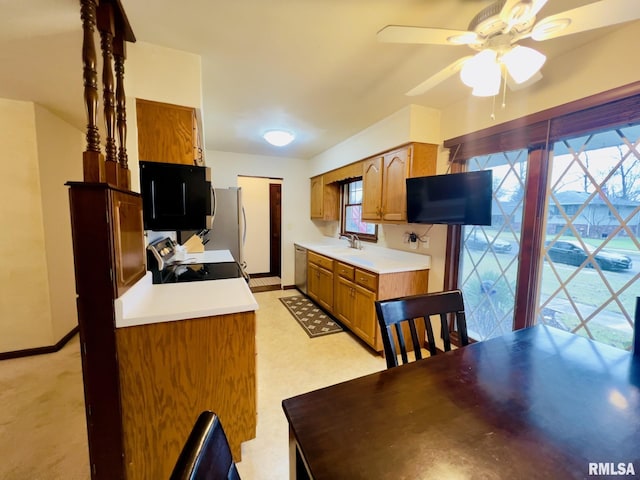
(308, 253, 334, 312)
(311, 250, 429, 352)
(115, 312, 256, 480)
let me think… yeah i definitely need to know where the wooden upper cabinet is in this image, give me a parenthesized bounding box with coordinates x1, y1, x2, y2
(310, 175, 339, 220)
(381, 147, 410, 222)
(362, 143, 438, 223)
(136, 99, 199, 165)
(361, 156, 383, 221)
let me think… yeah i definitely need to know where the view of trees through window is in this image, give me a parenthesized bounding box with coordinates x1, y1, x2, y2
(459, 124, 640, 350)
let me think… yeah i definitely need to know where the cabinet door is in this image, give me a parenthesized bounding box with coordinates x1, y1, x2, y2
(334, 276, 355, 328)
(110, 190, 146, 297)
(136, 99, 196, 165)
(308, 262, 321, 302)
(310, 176, 324, 219)
(308, 262, 333, 312)
(352, 284, 378, 349)
(381, 147, 410, 222)
(361, 156, 383, 221)
(316, 266, 334, 312)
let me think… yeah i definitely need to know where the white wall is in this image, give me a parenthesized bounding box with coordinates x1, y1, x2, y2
(0, 99, 83, 353)
(126, 41, 203, 192)
(206, 150, 319, 286)
(310, 104, 441, 176)
(34, 105, 84, 341)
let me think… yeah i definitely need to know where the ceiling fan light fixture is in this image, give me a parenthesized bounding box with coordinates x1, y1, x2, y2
(460, 49, 501, 96)
(263, 129, 295, 147)
(501, 45, 546, 84)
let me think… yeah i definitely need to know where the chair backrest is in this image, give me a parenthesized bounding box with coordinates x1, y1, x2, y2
(170, 411, 240, 480)
(633, 297, 640, 356)
(375, 290, 469, 369)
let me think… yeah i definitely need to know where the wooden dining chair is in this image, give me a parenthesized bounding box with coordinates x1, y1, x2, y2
(170, 410, 240, 480)
(375, 290, 470, 369)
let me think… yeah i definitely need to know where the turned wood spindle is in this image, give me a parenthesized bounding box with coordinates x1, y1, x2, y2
(114, 33, 130, 189)
(98, 2, 119, 186)
(80, 0, 104, 182)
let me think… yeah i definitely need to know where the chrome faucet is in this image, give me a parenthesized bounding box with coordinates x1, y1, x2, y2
(340, 234, 362, 250)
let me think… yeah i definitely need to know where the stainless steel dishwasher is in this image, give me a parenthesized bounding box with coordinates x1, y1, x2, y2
(294, 244, 308, 295)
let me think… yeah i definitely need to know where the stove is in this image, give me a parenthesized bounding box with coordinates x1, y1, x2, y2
(147, 237, 248, 284)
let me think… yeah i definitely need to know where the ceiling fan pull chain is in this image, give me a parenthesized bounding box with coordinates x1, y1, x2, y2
(501, 65, 508, 109)
(490, 93, 496, 121)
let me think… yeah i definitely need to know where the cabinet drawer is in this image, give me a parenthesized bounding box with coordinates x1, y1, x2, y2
(308, 251, 333, 270)
(355, 268, 377, 291)
(335, 262, 354, 280)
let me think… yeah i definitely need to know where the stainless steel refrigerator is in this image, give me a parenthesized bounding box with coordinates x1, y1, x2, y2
(203, 187, 246, 269)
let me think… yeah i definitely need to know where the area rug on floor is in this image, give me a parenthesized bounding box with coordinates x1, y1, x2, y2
(279, 296, 344, 338)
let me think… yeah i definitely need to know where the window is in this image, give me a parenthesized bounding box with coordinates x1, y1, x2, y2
(445, 83, 640, 351)
(459, 150, 527, 341)
(341, 179, 377, 241)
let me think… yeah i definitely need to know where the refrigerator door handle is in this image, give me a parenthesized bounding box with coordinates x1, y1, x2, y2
(242, 206, 247, 246)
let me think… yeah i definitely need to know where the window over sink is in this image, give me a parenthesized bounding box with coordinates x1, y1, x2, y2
(341, 179, 377, 242)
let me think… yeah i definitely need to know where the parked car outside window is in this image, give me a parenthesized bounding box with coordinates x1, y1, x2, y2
(467, 235, 512, 253)
(545, 240, 632, 271)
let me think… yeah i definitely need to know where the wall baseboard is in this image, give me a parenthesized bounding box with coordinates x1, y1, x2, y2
(0, 326, 79, 361)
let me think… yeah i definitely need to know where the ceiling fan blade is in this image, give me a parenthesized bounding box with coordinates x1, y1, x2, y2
(406, 56, 473, 96)
(377, 25, 477, 45)
(500, 0, 549, 24)
(531, 0, 640, 41)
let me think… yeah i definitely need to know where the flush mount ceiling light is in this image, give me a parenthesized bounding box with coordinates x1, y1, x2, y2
(263, 130, 295, 147)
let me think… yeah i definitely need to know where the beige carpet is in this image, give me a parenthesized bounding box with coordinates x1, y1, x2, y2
(0, 290, 386, 480)
(0, 336, 89, 480)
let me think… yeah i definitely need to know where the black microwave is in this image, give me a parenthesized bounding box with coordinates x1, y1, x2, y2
(139, 161, 212, 231)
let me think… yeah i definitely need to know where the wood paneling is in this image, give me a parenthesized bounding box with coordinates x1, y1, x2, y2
(116, 312, 256, 480)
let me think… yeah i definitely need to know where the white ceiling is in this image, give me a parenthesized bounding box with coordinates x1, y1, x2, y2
(0, 0, 631, 159)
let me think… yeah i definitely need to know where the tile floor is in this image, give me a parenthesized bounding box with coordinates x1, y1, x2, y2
(0, 289, 386, 479)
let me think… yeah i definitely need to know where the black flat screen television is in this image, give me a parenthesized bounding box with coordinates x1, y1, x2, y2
(406, 170, 493, 225)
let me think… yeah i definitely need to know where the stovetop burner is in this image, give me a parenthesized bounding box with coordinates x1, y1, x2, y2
(147, 237, 248, 284)
(164, 262, 246, 283)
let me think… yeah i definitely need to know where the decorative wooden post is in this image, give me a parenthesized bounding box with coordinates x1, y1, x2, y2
(98, 2, 119, 186)
(80, 0, 105, 182)
(114, 32, 131, 190)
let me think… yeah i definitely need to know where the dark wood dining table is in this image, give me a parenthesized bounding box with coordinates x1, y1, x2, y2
(282, 325, 640, 479)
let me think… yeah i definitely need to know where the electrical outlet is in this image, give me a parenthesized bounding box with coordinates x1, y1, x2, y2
(422, 236, 430, 249)
(409, 232, 418, 250)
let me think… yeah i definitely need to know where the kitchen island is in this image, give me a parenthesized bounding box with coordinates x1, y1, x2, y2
(113, 253, 258, 480)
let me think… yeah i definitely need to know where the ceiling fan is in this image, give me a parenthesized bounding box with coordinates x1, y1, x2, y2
(378, 0, 640, 98)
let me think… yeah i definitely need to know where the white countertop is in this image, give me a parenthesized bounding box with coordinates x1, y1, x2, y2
(115, 249, 258, 328)
(295, 239, 430, 274)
